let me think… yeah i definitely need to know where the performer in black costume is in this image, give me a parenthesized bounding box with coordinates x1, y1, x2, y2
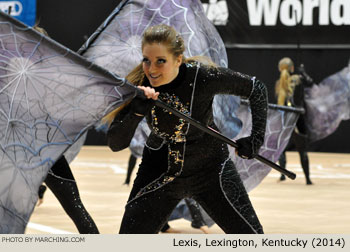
(108, 24, 267, 234)
(36, 156, 99, 233)
(44, 156, 99, 233)
(124, 153, 137, 185)
(275, 57, 314, 185)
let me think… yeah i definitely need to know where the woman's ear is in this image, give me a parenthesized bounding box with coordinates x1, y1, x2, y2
(176, 54, 183, 67)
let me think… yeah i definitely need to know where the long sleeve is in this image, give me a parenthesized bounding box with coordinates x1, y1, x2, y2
(247, 79, 268, 151)
(107, 103, 144, 152)
(198, 65, 255, 98)
(298, 64, 314, 87)
(197, 64, 268, 154)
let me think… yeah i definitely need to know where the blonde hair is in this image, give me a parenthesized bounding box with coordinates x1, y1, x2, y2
(127, 24, 216, 86)
(33, 25, 49, 36)
(103, 24, 216, 127)
(275, 57, 300, 105)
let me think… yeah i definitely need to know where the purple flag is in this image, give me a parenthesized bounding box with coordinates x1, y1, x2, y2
(230, 102, 302, 192)
(0, 12, 136, 233)
(305, 66, 350, 142)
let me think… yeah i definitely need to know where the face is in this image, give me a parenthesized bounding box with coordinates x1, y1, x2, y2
(142, 43, 182, 87)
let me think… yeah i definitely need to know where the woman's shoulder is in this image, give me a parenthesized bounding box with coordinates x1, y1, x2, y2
(184, 60, 200, 69)
(184, 60, 216, 72)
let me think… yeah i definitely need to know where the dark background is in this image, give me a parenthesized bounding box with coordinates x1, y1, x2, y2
(36, 0, 350, 153)
(217, 0, 350, 46)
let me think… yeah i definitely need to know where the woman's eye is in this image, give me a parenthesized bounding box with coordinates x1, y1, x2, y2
(142, 58, 150, 64)
(157, 59, 166, 64)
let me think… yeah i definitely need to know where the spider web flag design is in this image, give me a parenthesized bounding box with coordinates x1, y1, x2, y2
(0, 12, 136, 233)
(305, 65, 350, 142)
(79, 0, 229, 74)
(79, 0, 241, 141)
(230, 102, 302, 192)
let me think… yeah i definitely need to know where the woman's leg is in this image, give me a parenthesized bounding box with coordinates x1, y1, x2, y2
(299, 151, 312, 184)
(120, 145, 182, 233)
(37, 184, 47, 206)
(293, 133, 312, 185)
(278, 151, 287, 181)
(184, 198, 209, 233)
(279, 135, 295, 181)
(160, 222, 171, 232)
(119, 184, 182, 233)
(192, 160, 263, 234)
(125, 154, 137, 185)
(45, 156, 99, 234)
(184, 198, 206, 228)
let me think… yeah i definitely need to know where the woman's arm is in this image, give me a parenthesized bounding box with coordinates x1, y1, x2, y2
(198, 65, 255, 98)
(107, 87, 159, 152)
(199, 65, 268, 158)
(236, 78, 268, 159)
(107, 102, 144, 151)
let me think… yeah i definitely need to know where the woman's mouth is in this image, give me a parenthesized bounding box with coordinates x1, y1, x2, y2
(150, 74, 160, 79)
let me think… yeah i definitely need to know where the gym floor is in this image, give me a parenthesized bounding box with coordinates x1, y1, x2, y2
(27, 147, 350, 234)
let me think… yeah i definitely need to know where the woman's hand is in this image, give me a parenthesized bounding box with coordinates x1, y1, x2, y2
(138, 86, 159, 100)
(131, 86, 159, 117)
(235, 136, 258, 159)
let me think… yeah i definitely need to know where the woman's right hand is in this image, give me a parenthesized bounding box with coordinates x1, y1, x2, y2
(137, 86, 159, 100)
(131, 86, 159, 116)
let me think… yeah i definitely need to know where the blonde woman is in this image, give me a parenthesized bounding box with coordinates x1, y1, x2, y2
(108, 24, 268, 233)
(275, 57, 314, 185)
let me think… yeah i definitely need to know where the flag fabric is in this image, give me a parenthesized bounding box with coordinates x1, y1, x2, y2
(79, 0, 229, 73)
(305, 66, 350, 142)
(230, 102, 302, 192)
(0, 12, 136, 233)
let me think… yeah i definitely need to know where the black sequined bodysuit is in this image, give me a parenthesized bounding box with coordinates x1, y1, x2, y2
(108, 62, 267, 233)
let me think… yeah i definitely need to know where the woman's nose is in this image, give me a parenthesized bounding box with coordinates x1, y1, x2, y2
(149, 63, 155, 71)
(148, 63, 157, 73)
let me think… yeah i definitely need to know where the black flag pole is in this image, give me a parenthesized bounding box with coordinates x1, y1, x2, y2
(154, 99, 297, 180)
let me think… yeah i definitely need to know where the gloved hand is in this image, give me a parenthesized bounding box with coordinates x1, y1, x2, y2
(297, 64, 306, 73)
(130, 96, 155, 116)
(298, 64, 314, 86)
(235, 135, 261, 159)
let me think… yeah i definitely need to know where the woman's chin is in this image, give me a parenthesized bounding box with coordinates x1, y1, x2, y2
(150, 81, 163, 87)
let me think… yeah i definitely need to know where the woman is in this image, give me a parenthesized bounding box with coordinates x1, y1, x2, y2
(275, 57, 313, 185)
(107, 24, 267, 233)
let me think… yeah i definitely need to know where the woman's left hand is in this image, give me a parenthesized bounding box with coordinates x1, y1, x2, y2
(235, 136, 257, 159)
